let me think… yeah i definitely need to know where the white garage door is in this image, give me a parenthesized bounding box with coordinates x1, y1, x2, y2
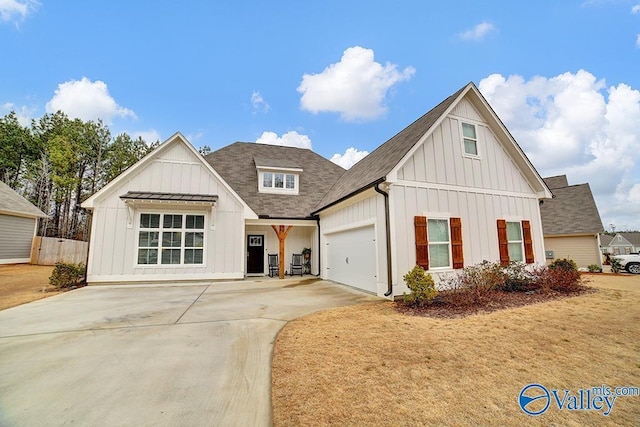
(326, 226, 377, 293)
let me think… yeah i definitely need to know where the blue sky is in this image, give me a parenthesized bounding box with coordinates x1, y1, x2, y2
(2, 0, 640, 230)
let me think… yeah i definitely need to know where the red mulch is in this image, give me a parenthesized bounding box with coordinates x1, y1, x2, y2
(395, 286, 595, 319)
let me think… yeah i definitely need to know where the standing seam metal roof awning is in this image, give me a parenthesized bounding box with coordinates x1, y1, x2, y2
(120, 192, 219, 203)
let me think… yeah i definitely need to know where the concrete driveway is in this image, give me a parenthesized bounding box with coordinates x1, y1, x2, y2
(0, 278, 379, 426)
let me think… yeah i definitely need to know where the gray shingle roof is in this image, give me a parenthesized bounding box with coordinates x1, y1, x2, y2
(0, 180, 47, 218)
(314, 85, 467, 212)
(619, 232, 640, 245)
(599, 234, 614, 246)
(543, 175, 569, 189)
(120, 192, 219, 203)
(205, 142, 345, 218)
(540, 182, 604, 235)
(253, 156, 302, 170)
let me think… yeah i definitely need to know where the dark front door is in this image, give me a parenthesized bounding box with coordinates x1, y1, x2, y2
(247, 235, 264, 274)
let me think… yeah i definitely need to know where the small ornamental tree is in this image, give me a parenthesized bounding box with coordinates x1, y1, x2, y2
(403, 266, 437, 306)
(610, 257, 623, 273)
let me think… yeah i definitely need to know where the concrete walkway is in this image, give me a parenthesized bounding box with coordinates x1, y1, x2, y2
(0, 279, 379, 426)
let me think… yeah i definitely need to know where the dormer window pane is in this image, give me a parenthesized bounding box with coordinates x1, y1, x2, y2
(286, 174, 295, 189)
(274, 173, 284, 188)
(263, 172, 273, 187)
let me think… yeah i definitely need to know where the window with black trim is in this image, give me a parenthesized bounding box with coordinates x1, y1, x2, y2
(137, 213, 205, 265)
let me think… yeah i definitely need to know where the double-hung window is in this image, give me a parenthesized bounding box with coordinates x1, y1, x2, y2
(414, 216, 464, 270)
(506, 221, 524, 262)
(497, 219, 534, 265)
(138, 213, 205, 265)
(461, 122, 478, 156)
(428, 219, 451, 268)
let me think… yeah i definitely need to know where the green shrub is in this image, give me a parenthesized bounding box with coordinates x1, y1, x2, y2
(610, 258, 623, 273)
(403, 266, 437, 306)
(587, 264, 602, 273)
(549, 258, 578, 272)
(49, 262, 85, 289)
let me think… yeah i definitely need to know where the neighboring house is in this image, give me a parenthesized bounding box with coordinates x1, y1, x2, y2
(539, 175, 604, 269)
(82, 82, 552, 298)
(0, 180, 48, 264)
(600, 232, 640, 256)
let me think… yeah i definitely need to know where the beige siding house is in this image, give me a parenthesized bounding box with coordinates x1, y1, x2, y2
(540, 175, 604, 269)
(83, 82, 553, 298)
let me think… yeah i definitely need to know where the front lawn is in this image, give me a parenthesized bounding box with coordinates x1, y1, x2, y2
(272, 274, 640, 426)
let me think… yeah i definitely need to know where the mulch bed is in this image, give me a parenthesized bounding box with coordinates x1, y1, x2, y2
(395, 286, 595, 319)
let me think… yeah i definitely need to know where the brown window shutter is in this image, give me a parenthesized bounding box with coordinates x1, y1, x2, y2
(497, 219, 509, 266)
(450, 217, 464, 269)
(522, 220, 534, 263)
(414, 216, 429, 270)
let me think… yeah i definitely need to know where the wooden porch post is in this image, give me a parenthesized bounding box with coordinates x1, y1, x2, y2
(271, 225, 293, 279)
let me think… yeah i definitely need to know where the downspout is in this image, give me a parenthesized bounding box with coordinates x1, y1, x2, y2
(83, 209, 93, 284)
(315, 216, 321, 277)
(374, 183, 393, 297)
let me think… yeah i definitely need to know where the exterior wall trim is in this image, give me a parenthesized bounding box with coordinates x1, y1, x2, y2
(395, 180, 540, 199)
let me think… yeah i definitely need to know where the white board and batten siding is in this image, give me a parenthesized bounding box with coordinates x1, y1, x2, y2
(0, 213, 37, 264)
(87, 140, 245, 283)
(390, 99, 545, 294)
(319, 190, 387, 296)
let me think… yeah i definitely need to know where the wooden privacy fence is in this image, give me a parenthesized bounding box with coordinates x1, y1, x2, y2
(31, 236, 88, 266)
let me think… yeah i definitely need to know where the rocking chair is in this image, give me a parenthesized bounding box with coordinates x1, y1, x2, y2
(290, 253, 304, 276)
(268, 254, 279, 277)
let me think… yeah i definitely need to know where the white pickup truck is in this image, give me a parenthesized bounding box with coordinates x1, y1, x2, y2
(613, 254, 640, 274)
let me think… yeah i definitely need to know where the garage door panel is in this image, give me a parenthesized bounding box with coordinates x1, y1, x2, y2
(326, 226, 377, 293)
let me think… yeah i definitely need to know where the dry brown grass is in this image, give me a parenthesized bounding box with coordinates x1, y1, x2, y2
(0, 264, 57, 310)
(272, 274, 640, 426)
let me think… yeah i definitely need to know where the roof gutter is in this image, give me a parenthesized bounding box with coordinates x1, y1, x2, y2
(311, 177, 385, 216)
(374, 182, 393, 297)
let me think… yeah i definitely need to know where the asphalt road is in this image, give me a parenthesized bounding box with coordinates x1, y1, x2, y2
(0, 278, 379, 426)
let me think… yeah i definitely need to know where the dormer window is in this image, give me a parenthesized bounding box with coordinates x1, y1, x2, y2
(262, 171, 297, 191)
(255, 157, 302, 195)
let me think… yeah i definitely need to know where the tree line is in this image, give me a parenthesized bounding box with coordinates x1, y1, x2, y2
(0, 111, 157, 241)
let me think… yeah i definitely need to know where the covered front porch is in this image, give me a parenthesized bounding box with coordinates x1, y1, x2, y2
(244, 219, 319, 278)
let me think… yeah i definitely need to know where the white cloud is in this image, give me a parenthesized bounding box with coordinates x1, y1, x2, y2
(479, 70, 640, 230)
(330, 147, 369, 169)
(636, 34, 640, 47)
(131, 129, 161, 145)
(45, 77, 136, 124)
(632, 4, 640, 14)
(297, 46, 415, 121)
(1, 102, 35, 126)
(256, 131, 312, 149)
(0, 0, 38, 24)
(250, 91, 270, 114)
(458, 22, 497, 41)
